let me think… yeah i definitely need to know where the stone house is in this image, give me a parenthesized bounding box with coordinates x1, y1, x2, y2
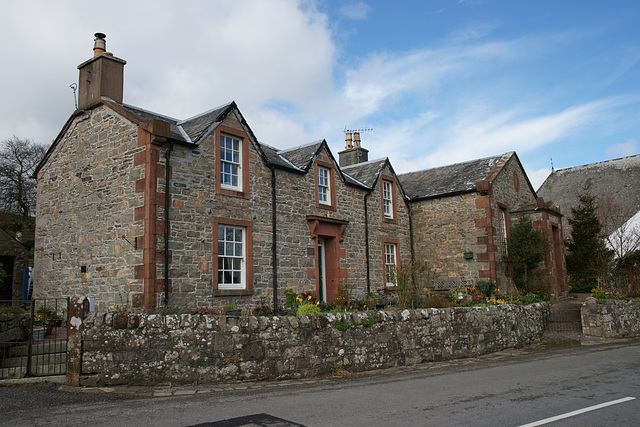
(33, 34, 566, 310)
(0, 228, 30, 302)
(33, 34, 411, 310)
(398, 153, 567, 296)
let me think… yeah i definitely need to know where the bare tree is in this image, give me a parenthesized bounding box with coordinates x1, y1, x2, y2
(0, 136, 47, 217)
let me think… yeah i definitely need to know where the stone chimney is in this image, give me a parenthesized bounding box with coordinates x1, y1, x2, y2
(338, 131, 369, 167)
(77, 33, 127, 110)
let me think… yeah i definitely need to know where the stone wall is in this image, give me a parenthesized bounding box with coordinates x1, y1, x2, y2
(410, 192, 486, 281)
(81, 302, 550, 385)
(581, 298, 640, 338)
(34, 106, 144, 309)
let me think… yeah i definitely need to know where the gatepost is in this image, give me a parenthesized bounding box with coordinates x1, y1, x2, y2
(66, 297, 89, 386)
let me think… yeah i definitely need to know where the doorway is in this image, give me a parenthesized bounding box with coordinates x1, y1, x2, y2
(0, 256, 14, 301)
(307, 216, 348, 304)
(317, 239, 327, 302)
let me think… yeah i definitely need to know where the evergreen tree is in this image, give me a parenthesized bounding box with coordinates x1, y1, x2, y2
(565, 190, 614, 291)
(505, 216, 548, 293)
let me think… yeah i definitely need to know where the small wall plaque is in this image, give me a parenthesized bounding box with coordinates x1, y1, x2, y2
(307, 246, 315, 256)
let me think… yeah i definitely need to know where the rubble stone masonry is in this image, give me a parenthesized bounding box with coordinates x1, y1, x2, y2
(34, 106, 144, 310)
(81, 302, 550, 385)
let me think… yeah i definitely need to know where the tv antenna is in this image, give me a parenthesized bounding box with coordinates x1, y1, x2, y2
(70, 83, 78, 109)
(343, 127, 373, 149)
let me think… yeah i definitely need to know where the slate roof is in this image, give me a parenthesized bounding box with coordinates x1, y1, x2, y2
(398, 153, 511, 200)
(538, 154, 640, 237)
(121, 102, 233, 144)
(278, 141, 325, 171)
(342, 158, 388, 188)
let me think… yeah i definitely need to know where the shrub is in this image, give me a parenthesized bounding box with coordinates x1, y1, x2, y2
(504, 216, 549, 293)
(423, 294, 457, 308)
(297, 303, 322, 316)
(360, 315, 376, 327)
(334, 319, 351, 331)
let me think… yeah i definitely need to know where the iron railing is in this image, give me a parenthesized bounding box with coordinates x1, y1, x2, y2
(0, 298, 69, 379)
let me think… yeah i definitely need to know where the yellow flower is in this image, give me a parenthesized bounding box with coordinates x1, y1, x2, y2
(308, 295, 312, 300)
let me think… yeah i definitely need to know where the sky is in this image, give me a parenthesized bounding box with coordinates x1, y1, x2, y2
(1, 0, 639, 190)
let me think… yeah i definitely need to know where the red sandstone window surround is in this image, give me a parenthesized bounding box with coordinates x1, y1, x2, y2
(213, 217, 253, 296)
(314, 160, 336, 211)
(381, 175, 397, 223)
(497, 204, 509, 257)
(215, 125, 250, 199)
(382, 238, 400, 286)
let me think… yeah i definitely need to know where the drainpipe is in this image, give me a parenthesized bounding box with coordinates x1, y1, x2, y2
(164, 141, 174, 306)
(364, 192, 371, 294)
(407, 200, 415, 262)
(271, 166, 278, 312)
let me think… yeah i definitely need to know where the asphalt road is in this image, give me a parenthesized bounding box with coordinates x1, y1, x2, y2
(1, 340, 639, 426)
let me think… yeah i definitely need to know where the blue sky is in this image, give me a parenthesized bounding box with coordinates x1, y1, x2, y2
(1, 0, 639, 189)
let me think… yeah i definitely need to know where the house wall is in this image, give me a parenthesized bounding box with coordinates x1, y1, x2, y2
(410, 192, 487, 282)
(367, 165, 412, 291)
(160, 113, 273, 308)
(409, 156, 539, 288)
(487, 156, 538, 285)
(34, 106, 144, 310)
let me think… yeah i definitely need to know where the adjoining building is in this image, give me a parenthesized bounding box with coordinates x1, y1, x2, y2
(33, 34, 567, 311)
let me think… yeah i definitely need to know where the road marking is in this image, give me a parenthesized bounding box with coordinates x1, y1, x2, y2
(519, 396, 636, 427)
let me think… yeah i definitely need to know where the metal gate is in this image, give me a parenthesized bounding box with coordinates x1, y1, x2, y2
(0, 298, 69, 379)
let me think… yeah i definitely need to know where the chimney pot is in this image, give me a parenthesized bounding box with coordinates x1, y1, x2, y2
(93, 32, 107, 56)
(345, 132, 353, 150)
(353, 132, 361, 148)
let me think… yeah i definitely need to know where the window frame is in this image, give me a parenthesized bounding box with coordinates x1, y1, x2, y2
(213, 217, 253, 295)
(382, 239, 400, 287)
(497, 204, 509, 258)
(220, 134, 241, 191)
(314, 160, 336, 210)
(215, 125, 250, 199)
(380, 175, 397, 223)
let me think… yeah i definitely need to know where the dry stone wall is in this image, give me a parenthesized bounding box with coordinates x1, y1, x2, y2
(581, 298, 640, 338)
(81, 302, 550, 385)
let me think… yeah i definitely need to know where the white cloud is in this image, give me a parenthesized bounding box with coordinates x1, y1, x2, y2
(0, 0, 335, 145)
(339, 2, 371, 20)
(606, 138, 638, 159)
(526, 167, 553, 192)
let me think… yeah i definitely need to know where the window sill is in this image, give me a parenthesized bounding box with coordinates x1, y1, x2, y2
(214, 289, 254, 297)
(217, 187, 249, 199)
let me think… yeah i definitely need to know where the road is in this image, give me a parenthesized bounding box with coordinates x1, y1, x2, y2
(1, 340, 639, 426)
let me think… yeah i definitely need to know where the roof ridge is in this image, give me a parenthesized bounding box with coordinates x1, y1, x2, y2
(176, 101, 234, 125)
(122, 103, 180, 123)
(553, 153, 640, 173)
(398, 152, 507, 177)
(278, 140, 324, 154)
(341, 157, 388, 169)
